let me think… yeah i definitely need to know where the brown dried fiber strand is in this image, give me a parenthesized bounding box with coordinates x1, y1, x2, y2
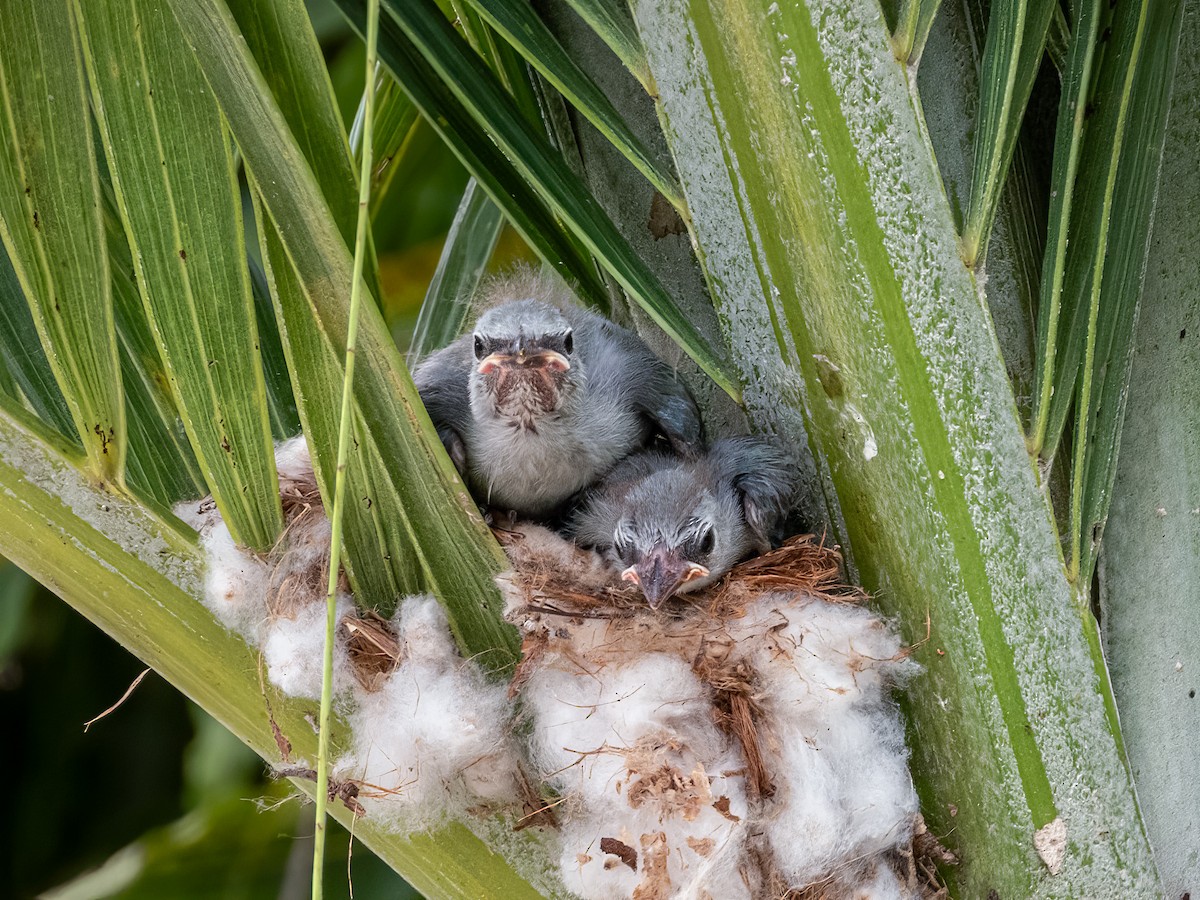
(342, 611, 402, 692)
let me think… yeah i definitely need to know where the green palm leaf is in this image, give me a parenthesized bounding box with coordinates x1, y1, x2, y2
(408, 177, 503, 362)
(463, 0, 685, 209)
(0, 0, 125, 482)
(79, 0, 284, 550)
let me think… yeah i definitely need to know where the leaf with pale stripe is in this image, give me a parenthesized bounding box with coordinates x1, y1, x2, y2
(0, 242, 75, 440)
(100, 186, 207, 507)
(1075, 0, 1184, 582)
(0, 0, 124, 481)
(562, 0, 652, 93)
(634, 0, 1157, 892)
(78, 0, 283, 550)
(961, 0, 1055, 265)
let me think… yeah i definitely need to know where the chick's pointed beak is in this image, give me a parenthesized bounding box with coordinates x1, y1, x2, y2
(622, 546, 709, 609)
(476, 348, 570, 376)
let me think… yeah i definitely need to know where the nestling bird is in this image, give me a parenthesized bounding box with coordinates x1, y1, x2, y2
(567, 437, 797, 608)
(413, 269, 703, 519)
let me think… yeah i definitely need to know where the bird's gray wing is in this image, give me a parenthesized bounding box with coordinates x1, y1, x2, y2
(565, 449, 678, 548)
(575, 313, 704, 454)
(412, 336, 473, 474)
(707, 437, 797, 550)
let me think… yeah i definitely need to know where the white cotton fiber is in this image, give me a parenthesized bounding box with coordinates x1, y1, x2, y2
(732, 594, 919, 888)
(195, 517, 271, 641)
(337, 595, 519, 831)
(274, 433, 312, 482)
(849, 862, 915, 900)
(524, 652, 751, 900)
(262, 593, 357, 701)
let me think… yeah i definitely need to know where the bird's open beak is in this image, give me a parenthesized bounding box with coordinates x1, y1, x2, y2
(477, 348, 570, 375)
(621, 546, 709, 610)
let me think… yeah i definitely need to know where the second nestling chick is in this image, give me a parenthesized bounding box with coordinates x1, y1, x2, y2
(413, 269, 702, 519)
(567, 437, 798, 607)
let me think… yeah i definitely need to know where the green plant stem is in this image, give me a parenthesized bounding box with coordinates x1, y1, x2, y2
(312, 0, 378, 895)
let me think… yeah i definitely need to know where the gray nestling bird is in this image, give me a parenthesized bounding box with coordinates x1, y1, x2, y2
(413, 270, 702, 519)
(567, 437, 797, 608)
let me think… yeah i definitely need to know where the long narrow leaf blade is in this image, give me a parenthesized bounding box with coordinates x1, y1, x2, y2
(354, 0, 740, 397)
(78, 0, 284, 551)
(1046, 4, 1070, 75)
(918, 0, 1046, 417)
(894, 0, 944, 66)
(1077, 0, 1184, 582)
(226, 0, 383, 304)
(450, 0, 542, 123)
(0, 0, 125, 482)
(165, 0, 518, 663)
(101, 188, 207, 506)
(338, 0, 608, 321)
(0, 242, 75, 440)
(408, 178, 503, 363)
(1035, 0, 1161, 491)
(248, 257, 301, 441)
(463, 0, 685, 209)
(357, 76, 419, 217)
(961, 0, 1056, 265)
(1029, 0, 1104, 457)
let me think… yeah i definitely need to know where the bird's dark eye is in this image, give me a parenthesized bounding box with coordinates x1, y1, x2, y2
(563, 330, 574, 355)
(473, 334, 485, 359)
(697, 528, 715, 555)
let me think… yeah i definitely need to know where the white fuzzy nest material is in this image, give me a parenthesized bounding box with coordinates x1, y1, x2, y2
(336, 595, 520, 831)
(502, 525, 924, 899)
(178, 436, 523, 830)
(182, 438, 933, 898)
(174, 435, 356, 699)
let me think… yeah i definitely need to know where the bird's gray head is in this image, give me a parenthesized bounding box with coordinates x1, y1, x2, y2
(469, 299, 582, 426)
(610, 469, 748, 609)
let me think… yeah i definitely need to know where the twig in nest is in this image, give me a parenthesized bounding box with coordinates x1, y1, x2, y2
(693, 642, 774, 800)
(275, 764, 367, 818)
(700, 535, 866, 615)
(514, 769, 564, 831)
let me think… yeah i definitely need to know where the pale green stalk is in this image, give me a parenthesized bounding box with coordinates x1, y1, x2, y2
(312, 0, 378, 895)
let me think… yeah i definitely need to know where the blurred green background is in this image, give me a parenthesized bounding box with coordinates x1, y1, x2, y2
(1, 3, 531, 896)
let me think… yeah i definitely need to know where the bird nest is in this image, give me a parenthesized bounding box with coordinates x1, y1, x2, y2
(333, 523, 953, 899)
(187, 436, 952, 897)
(489, 526, 952, 898)
(498, 530, 866, 797)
